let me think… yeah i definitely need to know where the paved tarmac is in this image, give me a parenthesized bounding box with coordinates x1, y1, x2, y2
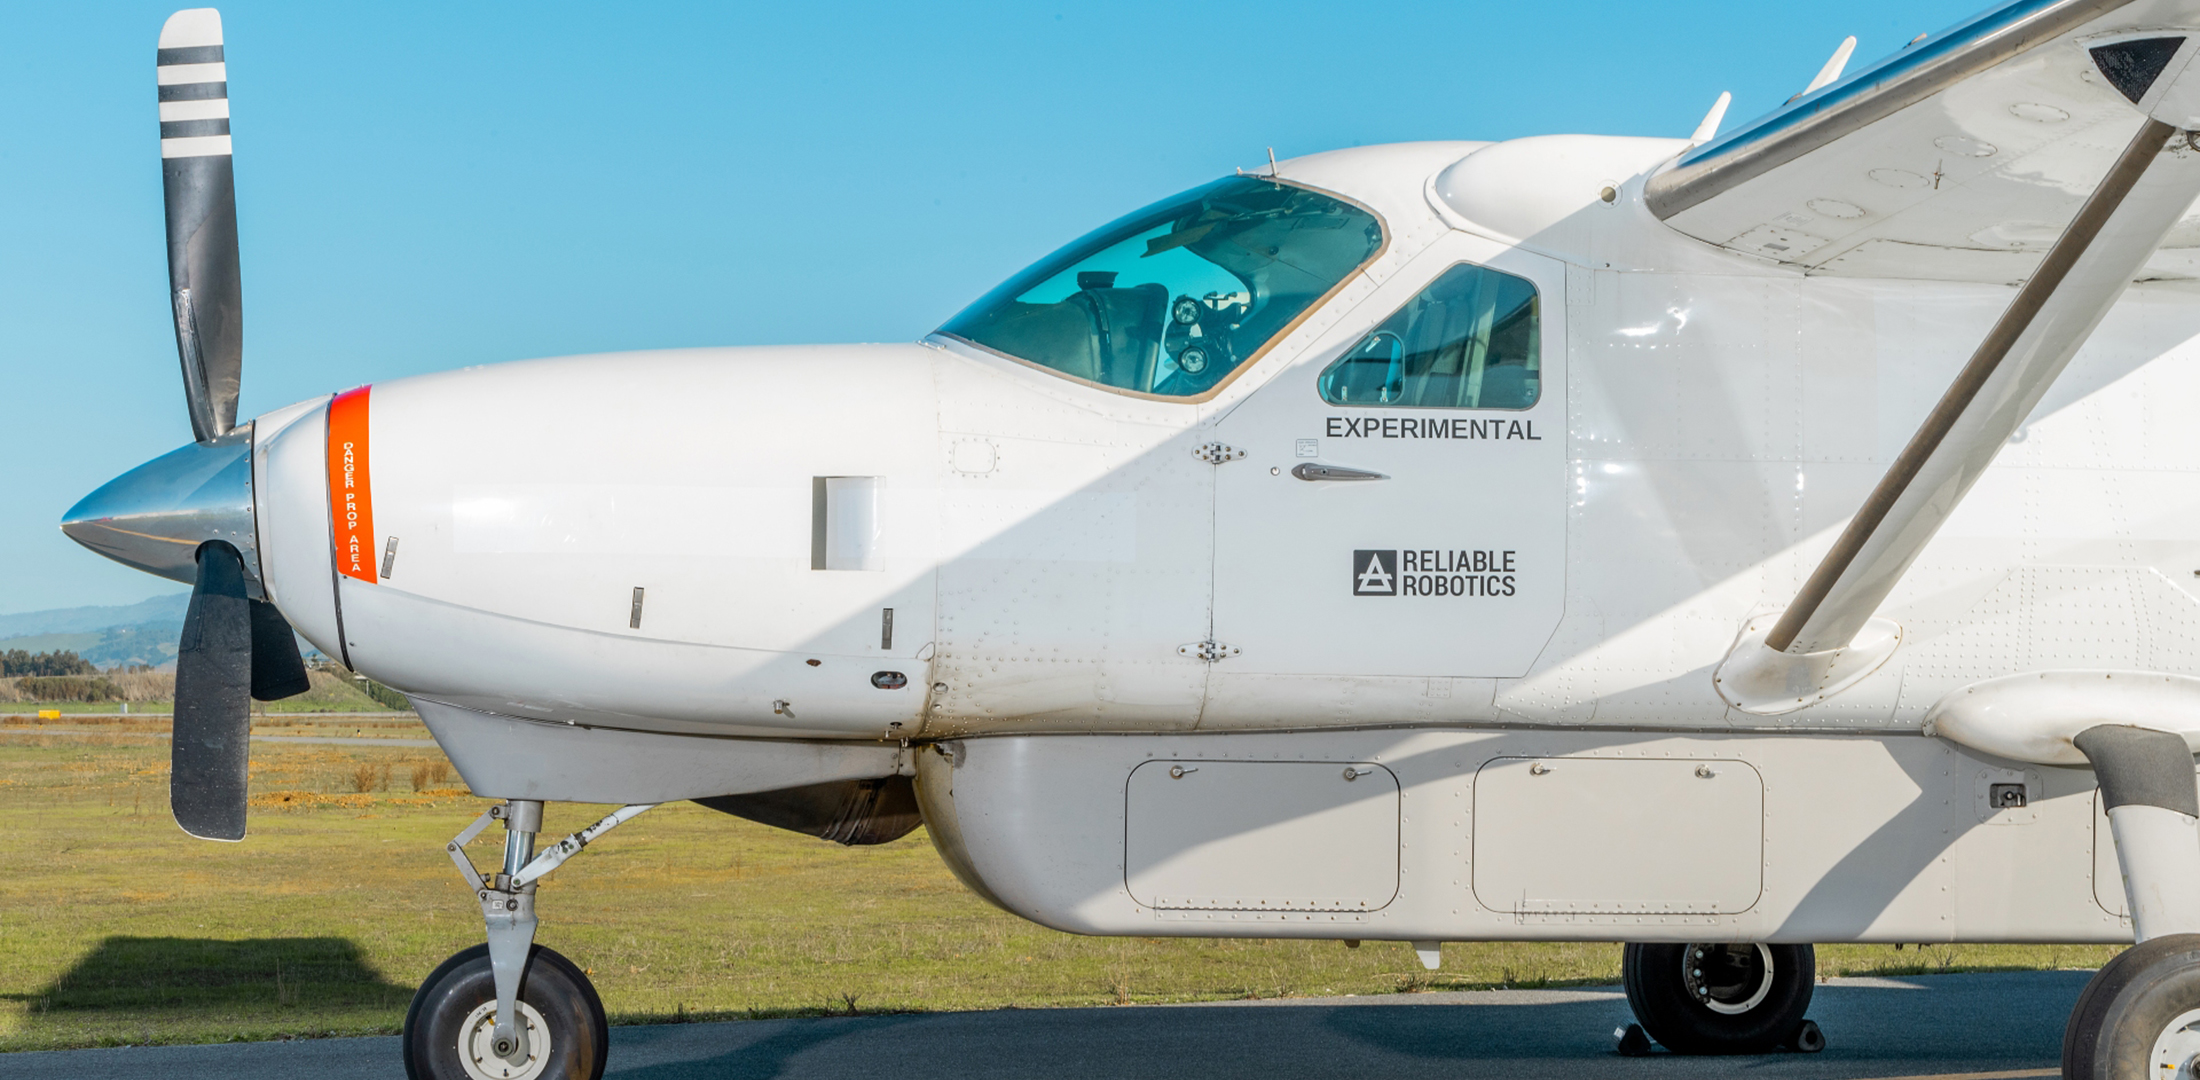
(2, 970, 2082, 1080)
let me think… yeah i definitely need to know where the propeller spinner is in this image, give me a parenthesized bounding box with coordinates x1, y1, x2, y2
(59, 7, 309, 842)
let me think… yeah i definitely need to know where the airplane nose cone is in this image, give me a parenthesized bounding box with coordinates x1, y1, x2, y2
(61, 428, 258, 587)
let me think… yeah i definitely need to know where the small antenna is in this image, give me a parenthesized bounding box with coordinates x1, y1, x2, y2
(1690, 92, 1732, 145)
(1804, 36, 1858, 95)
(1267, 147, 1279, 178)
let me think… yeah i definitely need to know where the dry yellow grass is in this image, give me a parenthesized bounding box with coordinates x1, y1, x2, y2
(0, 671, 170, 703)
(0, 668, 403, 713)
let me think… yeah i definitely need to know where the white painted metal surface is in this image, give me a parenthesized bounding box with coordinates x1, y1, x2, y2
(2103, 803, 2200, 939)
(228, 129, 2200, 748)
(1124, 760, 1400, 914)
(915, 729, 2124, 942)
(1471, 757, 1763, 916)
(412, 699, 906, 803)
(1209, 233, 1568, 679)
(1928, 670, 2200, 763)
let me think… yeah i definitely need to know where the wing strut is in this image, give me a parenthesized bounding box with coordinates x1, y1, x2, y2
(1766, 117, 2198, 657)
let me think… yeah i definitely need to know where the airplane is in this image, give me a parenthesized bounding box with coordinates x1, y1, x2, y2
(56, 1, 2200, 1076)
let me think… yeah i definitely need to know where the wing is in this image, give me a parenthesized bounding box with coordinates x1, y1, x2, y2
(1646, 0, 2200, 283)
(1681, 0, 2200, 690)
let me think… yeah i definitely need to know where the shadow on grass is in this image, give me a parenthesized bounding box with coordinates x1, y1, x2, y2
(6, 936, 413, 1029)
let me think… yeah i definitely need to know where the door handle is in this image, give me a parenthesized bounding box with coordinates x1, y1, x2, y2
(1291, 463, 1388, 482)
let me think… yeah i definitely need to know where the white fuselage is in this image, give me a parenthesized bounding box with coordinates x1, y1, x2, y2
(240, 136, 2200, 944)
(251, 137, 2200, 739)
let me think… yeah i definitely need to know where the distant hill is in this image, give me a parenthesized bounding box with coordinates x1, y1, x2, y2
(0, 594, 189, 638)
(0, 594, 190, 670)
(0, 592, 328, 670)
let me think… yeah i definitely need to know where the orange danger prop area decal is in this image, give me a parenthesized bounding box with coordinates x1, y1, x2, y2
(327, 386, 377, 583)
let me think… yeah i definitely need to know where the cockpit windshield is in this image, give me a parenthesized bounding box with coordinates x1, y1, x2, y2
(940, 177, 1383, 398)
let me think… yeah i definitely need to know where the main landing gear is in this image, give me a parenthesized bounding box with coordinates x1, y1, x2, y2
(2064, 726, 2200, 1080)
(2066, 934, 2200, 1080)
(1619, 942, 1821, 1055)
(404, 800, 655, 1080)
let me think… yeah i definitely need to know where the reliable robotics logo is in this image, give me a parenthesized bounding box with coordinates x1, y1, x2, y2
(1353, 549, 1518, 598)
(1353, 550, 1399, 596)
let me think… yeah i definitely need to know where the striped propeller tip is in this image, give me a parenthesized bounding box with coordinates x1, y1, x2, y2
(158, 8, 228, 159)
(158, 8, 222, 51)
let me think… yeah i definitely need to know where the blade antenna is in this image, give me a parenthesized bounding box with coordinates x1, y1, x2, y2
(1690, 92, 1732, 145)
(1803, 36, 1858, 96)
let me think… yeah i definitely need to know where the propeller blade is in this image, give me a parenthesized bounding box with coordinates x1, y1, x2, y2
(158, 8, 242, 444)
(248, 599, 310, 701)
(172, 541, 252, 841)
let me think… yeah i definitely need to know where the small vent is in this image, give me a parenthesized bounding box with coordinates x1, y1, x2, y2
(2091, 37, 2185, 104)
(811, 476, 882, 571)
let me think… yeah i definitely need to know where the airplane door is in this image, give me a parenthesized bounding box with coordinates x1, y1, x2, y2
(1210, 237, 1566, 679)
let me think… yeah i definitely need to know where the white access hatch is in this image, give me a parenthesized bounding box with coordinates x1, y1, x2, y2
(1124, 760, 1400, 912)
(1472, 757, 1763, 915)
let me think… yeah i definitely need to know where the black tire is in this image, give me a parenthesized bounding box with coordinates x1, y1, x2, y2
(403, 942, 608, 1080)
(2064, 935, 2200, 1080)
(1622, 942, 1815, 1054)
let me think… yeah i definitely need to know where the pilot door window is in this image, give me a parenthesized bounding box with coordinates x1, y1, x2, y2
(940, 176, 1382, 398)
(1316, 262, 1540, 410)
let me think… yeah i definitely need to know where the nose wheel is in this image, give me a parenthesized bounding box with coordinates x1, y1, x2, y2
(403, 942, 605, 1080)
(1621, 942, 1818, 1054)
(408, 800, 655, 1080)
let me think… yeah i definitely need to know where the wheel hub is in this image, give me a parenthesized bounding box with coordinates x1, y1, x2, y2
(459, 999, 552, 1080)
(1680, 943, 1776, 1016)
(2153, 1007, 2200, 1078)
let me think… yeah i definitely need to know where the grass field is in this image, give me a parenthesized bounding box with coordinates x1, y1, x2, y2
(0, 668, 405, 714)
(0, 721, 2128, 1052)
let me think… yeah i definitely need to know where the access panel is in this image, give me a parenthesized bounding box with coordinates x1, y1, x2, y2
(1124, 760, 1399, 913)
(1473, 756, 1763, 915)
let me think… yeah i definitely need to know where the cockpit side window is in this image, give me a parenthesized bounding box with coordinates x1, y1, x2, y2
(940, 177, 1383, 398)
(1317, 262, 1539, 410)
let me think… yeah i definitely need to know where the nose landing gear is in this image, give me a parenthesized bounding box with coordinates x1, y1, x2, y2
(404, 800, 655, 1080)
(1620, 942, 1819, 1054)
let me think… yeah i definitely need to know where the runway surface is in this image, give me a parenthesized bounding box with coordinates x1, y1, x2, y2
(3, 970, 2082, 1079)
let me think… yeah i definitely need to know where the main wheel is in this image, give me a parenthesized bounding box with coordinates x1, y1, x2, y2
(2065, 935, 2200, 1080)
(403, 943, 608, 1080)
(1622, 942, 1815, 1054)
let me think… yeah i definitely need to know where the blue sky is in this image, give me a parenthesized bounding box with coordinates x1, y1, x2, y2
(2, 0, 1990, 614)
